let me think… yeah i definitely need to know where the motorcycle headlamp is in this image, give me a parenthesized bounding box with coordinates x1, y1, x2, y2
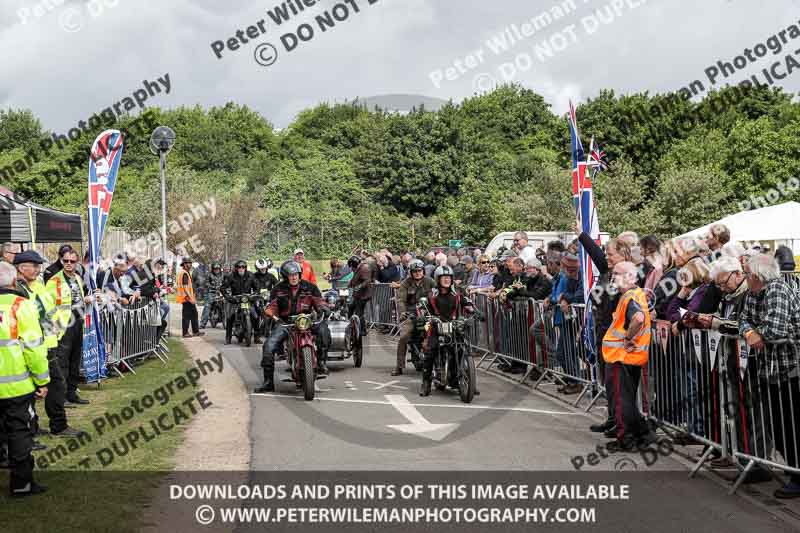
(295, 315, 311, 331)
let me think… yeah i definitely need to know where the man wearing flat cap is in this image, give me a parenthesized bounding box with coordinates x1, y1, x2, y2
(16, 250, 85, 438)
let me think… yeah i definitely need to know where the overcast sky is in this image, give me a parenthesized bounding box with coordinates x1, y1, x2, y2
(2, 0, 799, 134)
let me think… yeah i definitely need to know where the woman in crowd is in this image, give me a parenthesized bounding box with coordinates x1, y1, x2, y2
(467, 254, 495, 296)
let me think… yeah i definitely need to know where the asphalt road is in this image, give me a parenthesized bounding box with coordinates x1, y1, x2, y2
(200, 322, 799, 532)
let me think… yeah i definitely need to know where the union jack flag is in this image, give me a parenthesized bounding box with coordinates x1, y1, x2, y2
(569, 101, 601, 365)
(587, 139, 609, 172)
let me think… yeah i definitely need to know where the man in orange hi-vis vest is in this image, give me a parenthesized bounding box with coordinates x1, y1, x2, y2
(176, 257, 204, 338)
(603, 261, 656, 450)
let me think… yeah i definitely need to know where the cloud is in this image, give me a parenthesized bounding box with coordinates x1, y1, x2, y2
(1, 0, 798, 131)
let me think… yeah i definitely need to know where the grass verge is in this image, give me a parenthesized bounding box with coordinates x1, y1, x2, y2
(0, 339, 198, 532)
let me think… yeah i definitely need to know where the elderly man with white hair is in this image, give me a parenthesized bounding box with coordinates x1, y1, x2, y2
(602, 261, 656, 450)
(0, 261, 51, 497)
(739, 253, 800, 499)
(512, 231, 536, 263)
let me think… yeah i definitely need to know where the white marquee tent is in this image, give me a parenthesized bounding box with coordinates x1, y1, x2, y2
(681, 201, 800, 254)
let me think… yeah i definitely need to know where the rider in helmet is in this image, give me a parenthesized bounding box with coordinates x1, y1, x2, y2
(419, 265, 475, 397)
(200, 262, 225, 329)
(347, 259, 374, 338)
(392, 259, 435, 376)
(253, 258, 277, 292)
(251, 259, 278, 343)
(221, 259, 256, 344)
(256, 260, 332, 393)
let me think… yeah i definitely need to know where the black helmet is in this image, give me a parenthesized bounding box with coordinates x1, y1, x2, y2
(280, 260, 302, 280)
(234, 259, 247, 269)
(211, 262, 221, 270)
(409, 259, 424, 272)
(433, 265, 454, 284)
(347, 255, 361, 270)
(325, 291, 337, 307)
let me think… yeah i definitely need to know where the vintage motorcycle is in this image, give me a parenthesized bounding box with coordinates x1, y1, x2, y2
(252, 287, 272, 342)
(281, 313, 326, 401)
(420, 297, 478, 403)
(228, 293, 253, 347)
(402, 299, 429, 372)
(324, 288, 363, 368)
(208, 291, 225, 329)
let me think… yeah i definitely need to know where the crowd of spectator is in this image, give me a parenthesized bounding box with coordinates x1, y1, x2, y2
(317, 226, 800, 498)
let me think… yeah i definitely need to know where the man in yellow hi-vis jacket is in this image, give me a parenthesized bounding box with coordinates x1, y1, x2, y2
(45, 248, 93, 411)
(602, 261, 656, 450)
(15, 251, 61, 445)
(0, 262, 50, 497)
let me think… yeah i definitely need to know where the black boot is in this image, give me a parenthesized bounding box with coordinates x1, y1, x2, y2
(419, 378, 432, 397)
(590, 418, 615, 433)
(254, 370, 275, 393)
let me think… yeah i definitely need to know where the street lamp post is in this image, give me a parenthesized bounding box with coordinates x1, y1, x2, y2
(224, 231, 229, 266)
(149, 126, 176, 263)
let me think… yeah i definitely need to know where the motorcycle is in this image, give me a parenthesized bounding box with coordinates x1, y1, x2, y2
(208, 291, 225, 329)
(281, 313, 326, 401)
(228, 294, 253, 347)
(324, 288, 363, 368)
(420, 298, 478, 403)
(252, 288, 272, 342)
(402, 299, 429, 372)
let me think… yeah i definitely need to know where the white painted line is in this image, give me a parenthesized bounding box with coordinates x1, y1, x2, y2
(385, 394, 458, 441)
(315, 382, 332, 392)
(360, 344, 395, 348)
(250, 393, 586, 416)
(362, 380, 408, 391)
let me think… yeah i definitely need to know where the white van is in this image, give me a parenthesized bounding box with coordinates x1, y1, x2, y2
(484, 231, 611, 258)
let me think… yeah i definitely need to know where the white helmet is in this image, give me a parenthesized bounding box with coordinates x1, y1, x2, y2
(255, 258, 270, 270)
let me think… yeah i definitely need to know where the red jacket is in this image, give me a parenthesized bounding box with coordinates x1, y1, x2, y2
(300, 260, 317, 285)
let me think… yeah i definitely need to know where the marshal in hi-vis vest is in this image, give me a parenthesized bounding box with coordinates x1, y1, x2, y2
(602, 287, 652, 366)
(45, 269, 85, 336)
(18, 279, 60, 348)
(176, 269, 195, 304)
(0, 292, 50, 399)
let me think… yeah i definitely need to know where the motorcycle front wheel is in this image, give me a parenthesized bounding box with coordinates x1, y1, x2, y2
(302, 346, 315, 401)
(242, 314, 252, 347)
(458, 349, 476, 404)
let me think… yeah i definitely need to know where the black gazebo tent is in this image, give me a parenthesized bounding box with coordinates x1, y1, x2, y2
(0, 186, 83, 244)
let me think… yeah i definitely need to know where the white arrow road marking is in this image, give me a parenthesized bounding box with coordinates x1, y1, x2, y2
(315, 381, 332, 392)
(344, 381, 357, 390)
(362, 380, 408, 391)
(385, 394, 459, 441)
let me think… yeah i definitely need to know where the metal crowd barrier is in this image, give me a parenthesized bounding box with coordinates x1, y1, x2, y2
(724, 340, 800, 493)
(365, 283, 400, 333)
(99, 298, 169, 376)
(368, 271, 800, 493)
(645, 326, 725, 477)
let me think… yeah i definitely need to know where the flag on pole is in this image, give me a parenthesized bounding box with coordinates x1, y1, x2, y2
(84, 130, 125, 383)
(568, 102, 601, 364)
